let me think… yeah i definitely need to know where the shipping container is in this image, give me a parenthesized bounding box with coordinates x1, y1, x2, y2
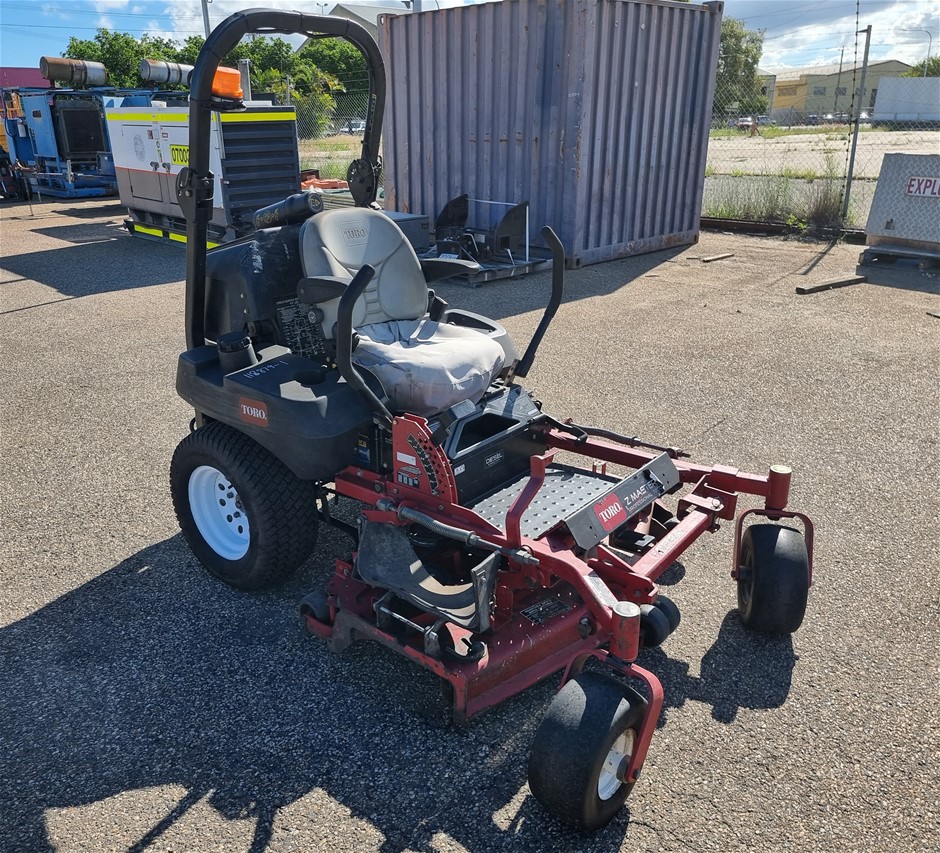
(380, 0, 722, 267)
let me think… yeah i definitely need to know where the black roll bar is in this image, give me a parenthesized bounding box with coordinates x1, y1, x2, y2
(181, 10, 386, 350)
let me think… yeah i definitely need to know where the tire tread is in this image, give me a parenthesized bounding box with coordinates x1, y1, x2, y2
(170, 422, 319, 589)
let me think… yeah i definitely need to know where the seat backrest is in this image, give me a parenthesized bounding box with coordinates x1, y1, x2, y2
(299, 208, 427, 338)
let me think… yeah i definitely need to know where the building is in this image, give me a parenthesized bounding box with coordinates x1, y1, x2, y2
(768, 59, 911, 124)
(312, 3, 412, 43)
(757, 66, 776, 114)
(0, 67, 48, 89)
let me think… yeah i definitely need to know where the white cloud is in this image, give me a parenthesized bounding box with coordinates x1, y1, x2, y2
(92, 0, 131, 11)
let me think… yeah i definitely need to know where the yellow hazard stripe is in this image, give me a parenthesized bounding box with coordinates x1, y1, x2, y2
(131, 223, 219, 248)
(109, 111, 294, 123)
(219, 111, 295, 122)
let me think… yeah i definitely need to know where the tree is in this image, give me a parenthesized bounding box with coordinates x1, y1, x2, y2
(714, 18, 768, 118)
(63, 29, 316, 91)
(175, 36, 206, 67)
(296, 37, 369, 118)
(61, 27, 344, 136)
(296, 38, 367, 95)
(901, 56, 940, 77)
(64, 29, 172, 87)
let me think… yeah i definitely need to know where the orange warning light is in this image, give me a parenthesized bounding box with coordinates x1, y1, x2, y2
(212, 66, 243, 99)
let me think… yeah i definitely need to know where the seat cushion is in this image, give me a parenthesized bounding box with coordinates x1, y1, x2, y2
(352, 319, 505, 417)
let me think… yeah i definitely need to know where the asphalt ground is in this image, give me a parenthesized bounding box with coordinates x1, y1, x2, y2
(1, 198, 938, 853)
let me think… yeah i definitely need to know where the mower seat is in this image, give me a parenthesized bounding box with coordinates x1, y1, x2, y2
(299, 208, 504, 417)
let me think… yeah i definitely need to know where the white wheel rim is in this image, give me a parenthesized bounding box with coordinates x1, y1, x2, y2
(597, 728, 636, 801)
(189, 465, 250, 560)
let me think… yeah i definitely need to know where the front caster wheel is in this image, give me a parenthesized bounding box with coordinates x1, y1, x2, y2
(737, 524, 809, 634)
(528, 672, 648, 830)
(170, 421, 319, 590)
(299, 589, 331, 623)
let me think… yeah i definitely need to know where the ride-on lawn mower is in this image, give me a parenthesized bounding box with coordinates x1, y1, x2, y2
(170, 11, 814, 831)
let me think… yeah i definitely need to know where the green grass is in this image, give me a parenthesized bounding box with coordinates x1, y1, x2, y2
(702, 153, 849, 231)
(296, 132, 379, 181)
(780, 166, 820, 180)
(709, 124, 877, 140)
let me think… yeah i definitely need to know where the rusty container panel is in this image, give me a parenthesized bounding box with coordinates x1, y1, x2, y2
(380, 0, 722, 267)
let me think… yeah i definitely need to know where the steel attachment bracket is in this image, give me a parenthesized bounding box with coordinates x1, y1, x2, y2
(175, 167, 215, 221)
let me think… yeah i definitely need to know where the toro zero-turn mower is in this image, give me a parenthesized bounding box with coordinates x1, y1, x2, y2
(170, 10, 814, 831)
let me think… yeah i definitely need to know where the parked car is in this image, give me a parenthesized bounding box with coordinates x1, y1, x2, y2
(328, 119, 367, 136)
(736, 116, 755, 130)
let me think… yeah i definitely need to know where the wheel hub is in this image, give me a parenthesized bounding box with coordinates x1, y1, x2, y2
(189, 465, 250, 560)
(598, 729, 636, 800)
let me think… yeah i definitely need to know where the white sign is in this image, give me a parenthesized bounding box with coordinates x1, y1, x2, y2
(905, 176, 940, 198)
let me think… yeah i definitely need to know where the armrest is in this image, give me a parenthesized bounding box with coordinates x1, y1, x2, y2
(420, 256, 481, 283)
(297, 275, 350, 304)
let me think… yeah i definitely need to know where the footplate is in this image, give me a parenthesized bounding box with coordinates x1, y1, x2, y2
(472, 453, 679, 549)
(471, 465, 618, 539)
(565, 453, 680, 549)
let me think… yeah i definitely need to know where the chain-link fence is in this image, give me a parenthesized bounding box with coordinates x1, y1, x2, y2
(274, 74, 373, 181)
(706, 65, 940, 230)
(270, 61, 937, 230)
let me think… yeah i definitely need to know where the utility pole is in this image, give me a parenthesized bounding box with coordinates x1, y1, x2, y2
(842, 25, 871, 221)
(834, 46, 844, 116)
(201, 0, 212, 38)
(899, 28, 933, 78)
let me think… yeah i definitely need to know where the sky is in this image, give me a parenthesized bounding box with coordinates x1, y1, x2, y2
(0, 0, 938, 72)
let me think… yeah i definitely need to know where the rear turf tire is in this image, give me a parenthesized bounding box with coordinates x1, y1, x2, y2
(170, 421, 319, 589)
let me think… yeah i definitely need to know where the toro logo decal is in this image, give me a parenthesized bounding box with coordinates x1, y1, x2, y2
(341, 222, 369, 246)
(593, 494, 626, 532)
(238, 396, 269, 428)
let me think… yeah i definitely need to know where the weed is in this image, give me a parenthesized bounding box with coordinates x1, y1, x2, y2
(702, 174, 796, 222)
(785, 213, 809, 234)
(805, 153, 844, 232)
(780, 166, 819, 181)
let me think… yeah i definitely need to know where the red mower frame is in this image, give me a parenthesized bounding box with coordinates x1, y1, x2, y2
(304, 415, 815, 789)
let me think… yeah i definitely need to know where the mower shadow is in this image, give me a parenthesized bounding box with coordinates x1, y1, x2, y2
(51, 202, 127, 219)
(0, 536, 637, 853)
(437, 245, 687, 320)
(0, 233, 183, 296)
(641, 612, 798, 725)
(33, 221, 129, 245)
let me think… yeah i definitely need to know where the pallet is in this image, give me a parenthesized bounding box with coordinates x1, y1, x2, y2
(859, 244, 940, 271)
(444, 247, 554, 288)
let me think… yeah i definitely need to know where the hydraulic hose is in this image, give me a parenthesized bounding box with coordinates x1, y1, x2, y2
(376, 499, 539, 566)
